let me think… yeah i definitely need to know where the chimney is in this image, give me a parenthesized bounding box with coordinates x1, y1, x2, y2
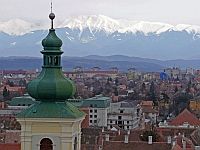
(102, 127, 104, 133)
(118, 130, 121, 135)
(98, 145, 102, 150)
(148, 136, 152, 144)
(124, 135, 129, 144)
(167, 136, 171, 144)
(172, 141, 176, 147)
(105, 134, 109, 141)
(182, 140, 186, 150)
(182, 133, 185, 138)
(1, 102, 5, 109)
(127, 130, 130, 135)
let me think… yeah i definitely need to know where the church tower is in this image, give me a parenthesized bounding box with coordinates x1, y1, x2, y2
(17, 7, 85, 150)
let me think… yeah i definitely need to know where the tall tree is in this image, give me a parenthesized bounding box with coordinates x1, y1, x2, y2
(3, 86, 10, 99)
(149, 81, 157, 105)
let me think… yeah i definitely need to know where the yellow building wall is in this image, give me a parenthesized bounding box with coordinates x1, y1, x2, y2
(18, 118, 83, 150)
(32, 122, 61, 133)
(190, 101, 200, 111)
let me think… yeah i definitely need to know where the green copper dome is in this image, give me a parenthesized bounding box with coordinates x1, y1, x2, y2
(27, 13, 76, 102)
(28, 68, 76, 101)
(42, 29, 62, 50)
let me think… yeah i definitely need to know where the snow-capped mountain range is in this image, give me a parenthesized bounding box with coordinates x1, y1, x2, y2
(1, 15, 200, 60)
(1, 15, 200, 36)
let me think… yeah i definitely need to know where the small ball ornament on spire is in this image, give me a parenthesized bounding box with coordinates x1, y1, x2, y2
(49, 13, 55, 20)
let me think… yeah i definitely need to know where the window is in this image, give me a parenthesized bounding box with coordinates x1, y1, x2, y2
(48, 56, 53, 65)
(110, 120, 112, 123)
(94, 120, 97, 123)
(127, 126, 129, 129)
(54, 56, 59, 65)
(90, 120, 92, 123)
(120, 110, 124, 113)
(127, 121, 129, 124)
(90, 109, 93, 113)
(90, 115, 93, 118)
(94, 109, 97, 113)
(40, 138, 53, 150)
(94, 115, 97, 118)
(118, 116, 122, 120)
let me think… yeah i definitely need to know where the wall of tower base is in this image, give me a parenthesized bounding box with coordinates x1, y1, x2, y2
(17, 118, 84, 150)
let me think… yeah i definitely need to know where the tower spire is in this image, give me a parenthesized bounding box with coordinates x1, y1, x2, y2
(49, 0, 55, 29)
(51, 0, 53, 13)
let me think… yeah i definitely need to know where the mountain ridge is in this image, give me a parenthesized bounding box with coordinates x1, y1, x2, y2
(1, 15, 200, 36)
(0, 55, 200, 72)
(1, 15, 200, 60)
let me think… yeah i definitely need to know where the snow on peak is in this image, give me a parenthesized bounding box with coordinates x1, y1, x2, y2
(175, 24, 200, 34)
(1, 15, 200, 36)
(60, 15, 200, 35)
(0, 19, 46, 36)
(59, 15, 120, 33)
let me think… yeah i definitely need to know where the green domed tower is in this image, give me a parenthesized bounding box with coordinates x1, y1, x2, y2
(27, 13, 76, 101)
(17, 8, 85, 150)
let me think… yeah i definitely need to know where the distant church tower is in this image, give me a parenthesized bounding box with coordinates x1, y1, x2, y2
(17, 6, 85, 150)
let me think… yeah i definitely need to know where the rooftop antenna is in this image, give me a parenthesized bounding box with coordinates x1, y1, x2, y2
(49, 0, 55, 29)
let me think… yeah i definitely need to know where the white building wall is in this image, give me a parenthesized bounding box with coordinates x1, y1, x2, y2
(89, 108, 108, 127)
(107, 102, 139, 130)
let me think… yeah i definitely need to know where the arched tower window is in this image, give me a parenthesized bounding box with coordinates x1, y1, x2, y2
(54, 56, 59, 66)
(40, 138, 53, 150)
(48, 56, 53, 65)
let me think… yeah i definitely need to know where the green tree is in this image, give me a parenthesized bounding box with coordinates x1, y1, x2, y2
(3, 86, 10, 99)
(149, 81, 156, 100)
(141, 82, 146, 92)
(115, 77, 119, 86)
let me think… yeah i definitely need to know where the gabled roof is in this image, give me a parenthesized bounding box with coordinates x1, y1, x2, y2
(169, 109, 200, 126)
(190, 129, 200, 146)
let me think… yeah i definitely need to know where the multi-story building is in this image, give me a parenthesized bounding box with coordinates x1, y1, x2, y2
(81, 95, 111, 127)
(165, 67, 182, 80)
(107, 101, 140, 130)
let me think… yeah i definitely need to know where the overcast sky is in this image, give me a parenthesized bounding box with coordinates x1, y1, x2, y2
(0, 0, 200, 25)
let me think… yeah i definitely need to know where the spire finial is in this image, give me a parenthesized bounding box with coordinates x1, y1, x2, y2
(51, 0, 53, 13)
(49, 0, 55, 29)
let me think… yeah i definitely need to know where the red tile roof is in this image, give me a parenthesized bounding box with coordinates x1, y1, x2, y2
(169, 109, 200, 126)
(173, 135, 195, 150)
(140, 101, 153, 106)
(172, 144, 183, 150)
(142, 106, 158, 114)
(0, 144, 20, 150)
(103, 141, 172, 150)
